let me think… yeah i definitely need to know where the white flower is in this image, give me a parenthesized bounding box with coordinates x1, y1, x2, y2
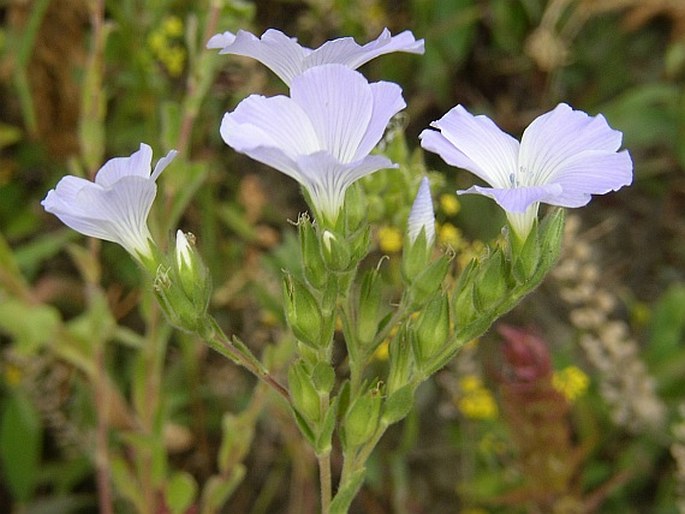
(207, 27, 424, 86)
(220, 64, 405, 224)
(420, 103, 633, 239)
(42, 143, 177, 260)
(407, 177, 435, 247)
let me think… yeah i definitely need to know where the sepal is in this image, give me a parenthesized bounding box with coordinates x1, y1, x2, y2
(283, 274, 324, 348)
(288, 360, 322, 423)
(343, 387, 382, 448)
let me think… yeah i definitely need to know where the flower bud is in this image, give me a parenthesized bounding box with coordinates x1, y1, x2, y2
(453, 261, 478, 328)
(283, 274, 323, 348)
(474, 248, 509, 311)
(356, 268, 383, 346)
(342, 183, 367, 232)
(402, 177, 436, 281)
(298, 214, 327, 290)
(321, 230, 352, 272)
(288, 361, 322, 422)
(408, 254, 450, 306)
(173, 230, 212, 311)
(154, 265, 204, 333)
(386, 328, 413, 395)
(413, 293, 450, 365)
(343, 388, 382, 448)
(537, 208, 565, 276)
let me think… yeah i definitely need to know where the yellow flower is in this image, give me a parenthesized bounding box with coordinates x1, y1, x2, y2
(457, 375, 498, 420)
(162, 15, 184, 38)
(459, 375, 482, 392)
(3, 363, 22, 387)
(378, 225, 403, 253)
(163, 46, 187, 77)
(552, 365, 589, 402)
(373, 340, 390, 361)
(437, 222, 463, 248)
(439, 193, 461, 216)
(457, 240, 485, 269)
(147, 31, 166, 53)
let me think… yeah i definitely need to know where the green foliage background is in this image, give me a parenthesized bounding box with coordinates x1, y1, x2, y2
(1, 0, 684, 513)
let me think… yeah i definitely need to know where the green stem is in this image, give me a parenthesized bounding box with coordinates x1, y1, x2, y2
(201, 317, 290, 402)
(318, 449, 332, 514)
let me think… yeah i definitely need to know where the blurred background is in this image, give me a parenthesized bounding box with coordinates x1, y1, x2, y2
(1, 0, 684, 513)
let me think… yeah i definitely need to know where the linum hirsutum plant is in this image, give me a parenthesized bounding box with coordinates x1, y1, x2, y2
(42, 26, 633, 514)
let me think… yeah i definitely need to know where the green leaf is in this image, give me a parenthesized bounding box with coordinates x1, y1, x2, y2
(0, 299, 61, 354)
(382, 385, 415, 426)
(0, 391, 42, 502)
(200, 466, 246, 514)
(315, 395, 339, 455)
(110, 455, 145, 513)
(166, 471, 198, 514)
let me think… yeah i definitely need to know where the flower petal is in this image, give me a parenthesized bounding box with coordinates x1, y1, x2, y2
(209, 29, 309, 84)
(420, 105, 519, 188)
(519, 103, 626, 186)
(75, 176, 157, 254)
(296, 152, 396, 219)
(407, 177, 435, 245)
(152, 149, 178, 180)
(290, 64, 373, 163)
(220, 94, 321, 160)
(304, 28, 424, 69)
(206, 31, 236, 49)
(458, 183, 563, 213)
(95, 143, 153, 187)
(355, 80, 405, 159)
(544, 150, 633, 207)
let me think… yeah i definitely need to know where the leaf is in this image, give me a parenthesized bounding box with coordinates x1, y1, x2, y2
(166, 471, 198, 514)
(0, 299, 61, 354)
(200, 466, 246, 514)
(0, 391, 42, 502)
(382, 385, 415, 426)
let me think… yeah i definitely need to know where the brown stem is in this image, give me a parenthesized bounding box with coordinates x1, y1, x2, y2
(93, 343, 113, 514)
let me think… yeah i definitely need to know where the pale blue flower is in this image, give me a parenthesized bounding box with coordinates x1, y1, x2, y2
(42, 144, 176, 260)
(220, 64, 405, 224)
(407, 177, 435, 247)
(420, 103, 633, 239)
(207, 27, 424, 86)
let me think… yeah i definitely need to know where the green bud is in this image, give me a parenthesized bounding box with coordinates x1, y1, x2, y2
(288, 360, 322, 422)
(453, 264, 478, 329)
(356, 268, 383, 346)
(537, 208, 565, 275)
(174, 231, 212, 312)
(321, 230, 352, 272)
(299, 214, 327, 290)
(343, 183, 367, 232)
(311, 361, 336, 395)
(473, 248, 509, 311)
(409, 254, 450, 306)
(382, 384, 414, 425)
(344, 388, 382, 448)
(401, 228, 431, 283)
(154, 265, 204, 333)
(387, 328, 413, 395)
(413, 293, 451, 365)
(283, 274, 323, 348)
(349, 225, 371, 264)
